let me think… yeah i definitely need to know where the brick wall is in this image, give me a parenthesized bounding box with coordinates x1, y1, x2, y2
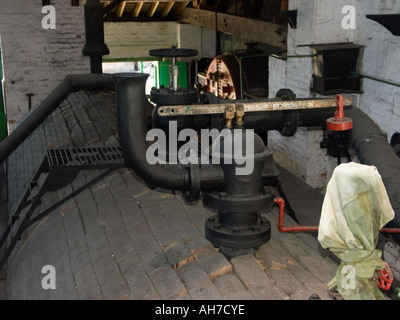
(0, 0, 90, 131)
(104, 21, 178, 60)
(104, 21, 216, 61)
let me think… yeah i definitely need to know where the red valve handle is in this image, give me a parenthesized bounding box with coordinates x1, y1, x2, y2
(334, 94, 345, 120)
(376, 261, 393, 290)
(326, 94, 353, 131)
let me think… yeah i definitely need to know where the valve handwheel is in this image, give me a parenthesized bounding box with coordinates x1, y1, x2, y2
(149, 46, 198, 58)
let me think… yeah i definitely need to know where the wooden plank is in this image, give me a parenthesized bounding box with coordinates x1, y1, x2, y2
(116, 1, 126, 17)
(102, 0, 191, 2)
(133, 2, 144, 17)
(147, 1, 160, 17)
(161, 1, 175, 17)
(180, 7, 287, 49)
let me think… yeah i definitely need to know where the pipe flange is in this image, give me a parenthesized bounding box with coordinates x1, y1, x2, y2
(183, 164, 201, 202)
(280, 110, 299, 137)
(205, 215, 271, 249)
(150, 87, 198, 106)
(202, 189, 274, 213)
(276, 88, 296, 101)
(276, 88, 299, 137)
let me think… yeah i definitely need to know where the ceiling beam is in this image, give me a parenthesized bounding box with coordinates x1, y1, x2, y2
(101, 0, 191, 2)
(179, 7, 287, 49)
(132, 2, 144, 17)
(116, 1, 126, 17)
(147, 1, 160, 17)
(161, 1, 175, 17)
(102, 0, 123, 15)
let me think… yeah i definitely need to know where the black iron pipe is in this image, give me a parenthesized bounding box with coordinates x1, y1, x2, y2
(0, 74, 114, 164)
(114, 73, 190, 191)
(83, 0, 110, 74)
(153, 104, 343, 134)
(346, 107, 400, 239)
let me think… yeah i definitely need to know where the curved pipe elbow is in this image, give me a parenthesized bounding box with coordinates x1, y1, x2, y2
(114, 73, 192, 191)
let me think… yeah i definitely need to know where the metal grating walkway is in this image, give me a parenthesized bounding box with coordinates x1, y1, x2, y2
(47, 146, 125, 169)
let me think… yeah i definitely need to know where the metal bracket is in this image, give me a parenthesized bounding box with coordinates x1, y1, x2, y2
(366, 14, 400, 36)
(281, 10, 297, 29)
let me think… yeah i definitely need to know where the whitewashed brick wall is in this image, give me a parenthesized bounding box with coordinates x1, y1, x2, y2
(353, 0, 400, 141)
(104, 21, 178, 60)
(104, 21, 216, 62)
(268, 0, 400, 191)
(0, 0, 90, 131)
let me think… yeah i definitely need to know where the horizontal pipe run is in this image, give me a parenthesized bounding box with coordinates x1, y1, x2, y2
(157, 97, 353, 116)
(271, 53, 319, 60)
(0, 74, 114, 164)
(274, 197, 400, 234)
(274, 197, 318, 233)
(350, 72, 400, 88)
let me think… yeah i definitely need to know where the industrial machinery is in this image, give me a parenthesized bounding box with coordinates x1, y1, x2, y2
(1, 51, 400, 261)
(203, 47, 269, 100)
(142, 47, 356, 255)
(153, 90, 353, 256)
(149, 45, 198, 106)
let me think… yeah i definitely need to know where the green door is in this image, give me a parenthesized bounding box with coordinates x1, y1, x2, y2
(158, 61, 188, 89)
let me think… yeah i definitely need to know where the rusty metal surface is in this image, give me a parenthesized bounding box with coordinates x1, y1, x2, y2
(157, 97, 354, 116)
(204, 55, 240, 100)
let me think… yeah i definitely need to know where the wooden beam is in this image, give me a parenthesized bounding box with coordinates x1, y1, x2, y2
(133, 2, 144, 17)
(161, 1, 175, 17)
(179, 7, 287, 49)
(147, 1, 160, 17)
(103, 0, 123, 15)
(175, 1, 189, 15)
(116, 1, 126, 17)
(102, 0, 191, 2)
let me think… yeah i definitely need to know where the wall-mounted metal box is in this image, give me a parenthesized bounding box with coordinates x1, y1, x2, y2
(310, 43, 363, 95)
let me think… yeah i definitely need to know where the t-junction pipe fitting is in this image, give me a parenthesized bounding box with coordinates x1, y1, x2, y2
(201, 104, 276, 256)
(203, 126, 275, 256)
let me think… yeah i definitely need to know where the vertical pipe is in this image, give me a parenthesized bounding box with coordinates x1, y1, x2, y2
(82, 0, 110, 74)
